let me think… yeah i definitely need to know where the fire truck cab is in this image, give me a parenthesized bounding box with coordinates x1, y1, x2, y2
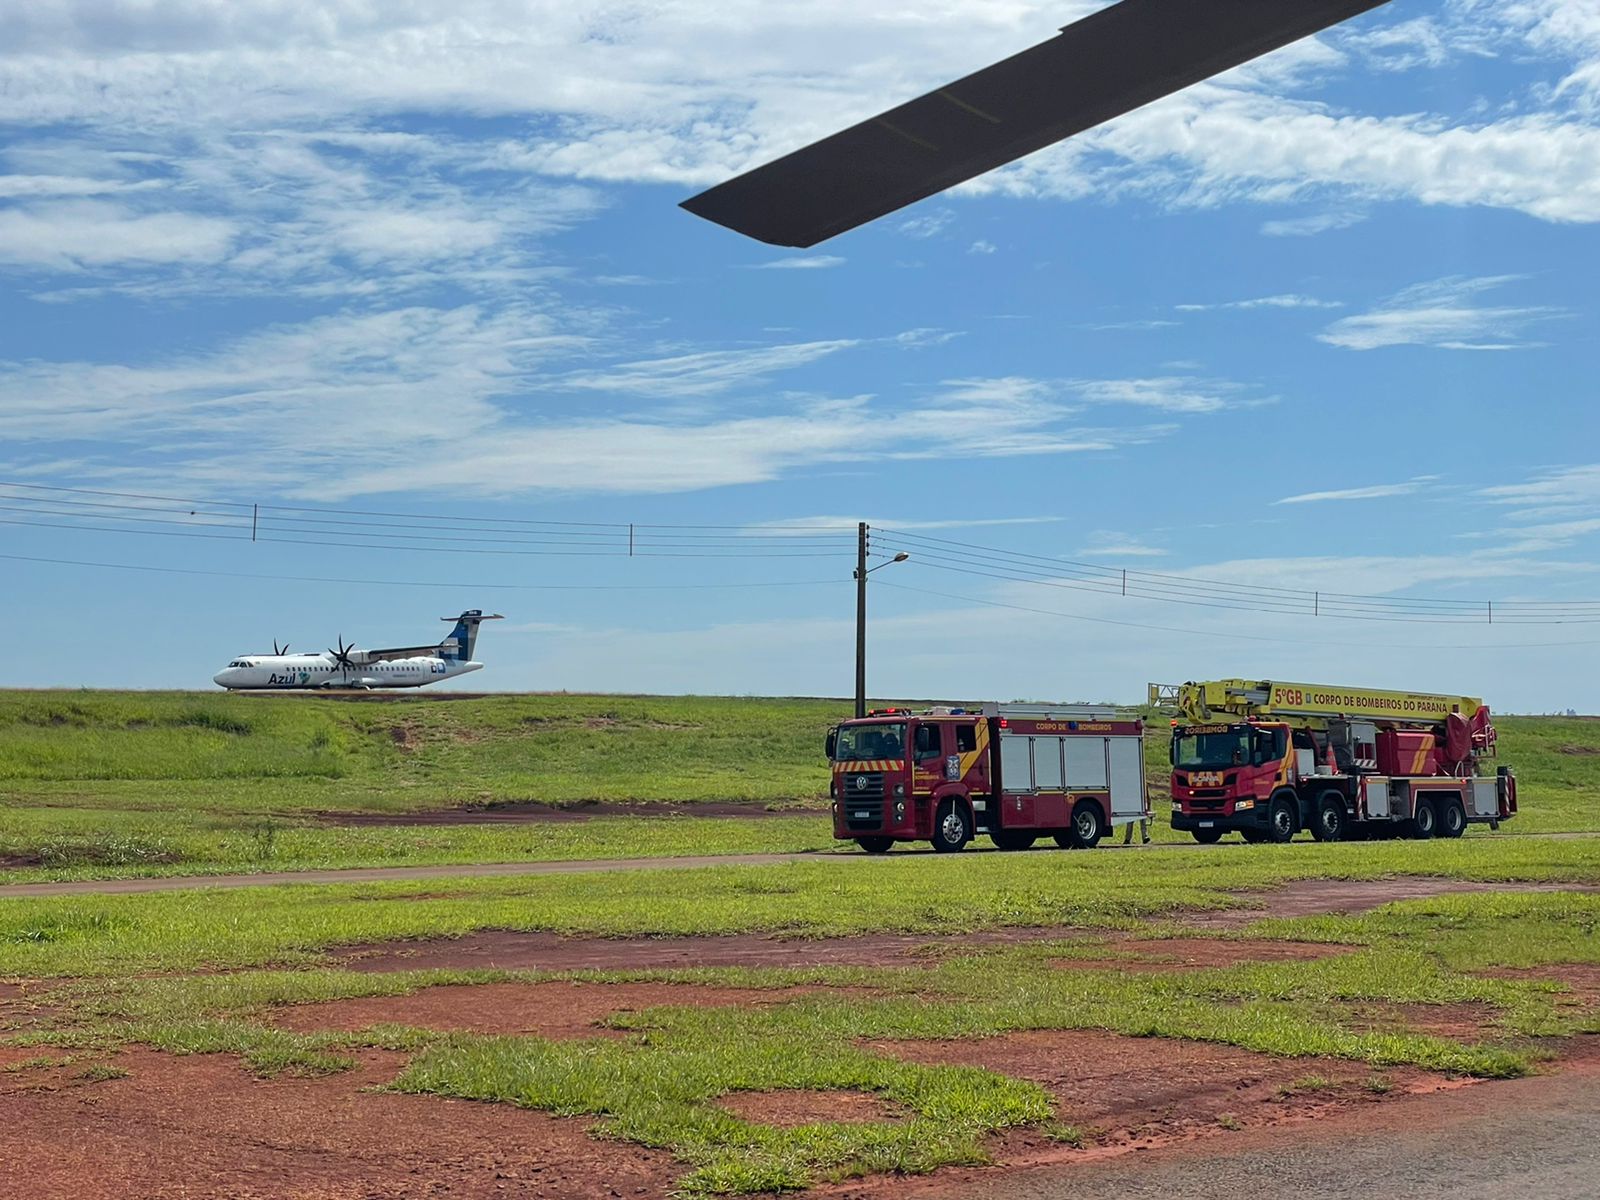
(826, 704, 1149, 854)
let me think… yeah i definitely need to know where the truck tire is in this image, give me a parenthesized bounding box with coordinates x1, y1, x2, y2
(1268, 794, 1298, 844)
(1192, 828, 1222, 845)
(1070, 800, 1104, 850)
(1409, 798, 1437, 840)
(1438, 798, 1467, 839)
(991, 830, 1036, 851)
(1310, 792, 1347, 843)
(1051, 832, 1076, 850)
(855, 836, 894, 855)
(931, 799, 972, 853)
(1241, 829, 1268, 844)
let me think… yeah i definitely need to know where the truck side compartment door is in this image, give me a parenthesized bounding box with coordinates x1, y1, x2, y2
(1107, 737, 1146, 820)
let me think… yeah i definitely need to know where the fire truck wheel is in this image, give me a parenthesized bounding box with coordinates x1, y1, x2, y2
(1438, 798, 1467, 839)
(991, 830, 1037, 851)
(1268, 795, 1298, 844)
(1191, 829, 1222, 845)
(931, 800, 972, 853)
(1070, 801, 1104, 850)
(1311, 792, 1347, 843)
(1409, 798, 1438, 840)
(855, 836, 894, 855)
(1240, 829, 1269, 844)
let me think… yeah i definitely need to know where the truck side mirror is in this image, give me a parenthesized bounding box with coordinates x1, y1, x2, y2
(824, 729, 837, 759)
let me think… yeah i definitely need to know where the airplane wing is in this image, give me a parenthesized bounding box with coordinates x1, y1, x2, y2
(680, 0, 1391, 247)
(358, 644, 445, 663)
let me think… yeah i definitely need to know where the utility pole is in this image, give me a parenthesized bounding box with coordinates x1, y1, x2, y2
(853, 524, 909, 720)
(855, 521, 868, 719)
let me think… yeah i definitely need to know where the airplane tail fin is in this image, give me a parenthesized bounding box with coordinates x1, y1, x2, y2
(439, 610, 504, 661)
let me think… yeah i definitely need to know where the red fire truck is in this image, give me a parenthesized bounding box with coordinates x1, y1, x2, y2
(1153, 679, 1517, 844)
(826, 703, 1149, 853)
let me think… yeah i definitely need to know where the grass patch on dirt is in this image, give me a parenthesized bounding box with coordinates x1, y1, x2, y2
(1246, 889, 1600, 973)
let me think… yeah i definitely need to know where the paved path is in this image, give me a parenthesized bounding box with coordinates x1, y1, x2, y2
(925, 1064, 1600, 1200)
(2, 831, 1592, 899)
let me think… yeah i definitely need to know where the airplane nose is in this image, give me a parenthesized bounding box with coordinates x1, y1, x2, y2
(213, 671, 229, 687)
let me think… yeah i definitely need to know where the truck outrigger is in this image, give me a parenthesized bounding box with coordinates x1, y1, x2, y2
(1153, 679, 1517, 844)
(827, 704, 1150, 853)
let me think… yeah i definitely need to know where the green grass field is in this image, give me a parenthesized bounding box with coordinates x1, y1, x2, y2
(1, 690, 1597, 881)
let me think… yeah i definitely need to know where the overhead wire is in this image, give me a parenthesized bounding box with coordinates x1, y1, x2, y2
(874, 580, 1600, 651)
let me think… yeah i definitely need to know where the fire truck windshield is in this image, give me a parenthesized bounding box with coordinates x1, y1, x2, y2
(1173, 727, 1252, 770)
(833, 722, 906, 762)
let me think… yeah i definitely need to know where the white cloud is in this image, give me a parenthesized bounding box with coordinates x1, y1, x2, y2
(968, 240, 996, 255)
(1275, 477, 1440, 505)
(1177, 294, 1343, 312)
(0, 201, 235, 268)
(1064, 376, 1266, 415)
(1317, 276, 1566, 351)
(744, 255, 845, 270)
(897, 208, 956, 239)
(1480, 464, 1600, 518)
(559, 339, 860, 398)
(1076, 531, 1168, 558)
(1259, 211, 1367, 237)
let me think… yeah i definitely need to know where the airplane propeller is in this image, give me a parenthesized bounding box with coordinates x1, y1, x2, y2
(328, 636, 359, 677)
(273, 640, 290, 655)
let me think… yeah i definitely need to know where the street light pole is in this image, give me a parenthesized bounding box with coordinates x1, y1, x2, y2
(853, 522, 909, 719)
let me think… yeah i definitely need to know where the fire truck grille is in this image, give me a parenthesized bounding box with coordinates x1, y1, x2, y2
(842, 772, 886, 829)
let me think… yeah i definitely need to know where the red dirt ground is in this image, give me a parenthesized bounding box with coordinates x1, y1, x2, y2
(1053, 936, 1356, 972)
(0, 1047, 677, 1200)
(335, 926, 1088, 973)
(1190, 877, 1598, 928)
(333, 877, 1581, 974)
(273, 980, 849, 1038)
(1344, 1000, 1504, 1041)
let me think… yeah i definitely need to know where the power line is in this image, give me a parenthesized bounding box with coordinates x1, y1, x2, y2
(874, 527, 1600, 625)
(874, 580, 1600, 651)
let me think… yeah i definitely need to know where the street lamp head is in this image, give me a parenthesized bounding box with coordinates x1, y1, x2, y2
(892, 552, 910, 562)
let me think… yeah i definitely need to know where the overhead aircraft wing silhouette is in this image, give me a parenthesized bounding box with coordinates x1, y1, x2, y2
(681, 0, 1391, 247)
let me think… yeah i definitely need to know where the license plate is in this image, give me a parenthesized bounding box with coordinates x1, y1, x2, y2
(854, 811, 871, 819)
(1199, 821, 1214, 828)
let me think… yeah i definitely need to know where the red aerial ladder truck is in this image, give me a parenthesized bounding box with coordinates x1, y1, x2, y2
(825, 704, 1149, 853)
(1151, 679, 1517, 844)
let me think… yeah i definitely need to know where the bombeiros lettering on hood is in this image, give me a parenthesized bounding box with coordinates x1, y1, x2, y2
(212, 611, 504, 691)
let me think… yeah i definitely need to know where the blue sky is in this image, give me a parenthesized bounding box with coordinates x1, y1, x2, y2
(2, 0, 1599, 710)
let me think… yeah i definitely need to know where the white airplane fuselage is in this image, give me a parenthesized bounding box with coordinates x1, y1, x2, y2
(212, 654, 482, 690)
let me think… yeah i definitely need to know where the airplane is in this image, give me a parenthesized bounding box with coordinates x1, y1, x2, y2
(212, 610, 504, 691)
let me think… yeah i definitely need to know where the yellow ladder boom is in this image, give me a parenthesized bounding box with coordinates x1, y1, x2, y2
(1148, 679, 1485, 727)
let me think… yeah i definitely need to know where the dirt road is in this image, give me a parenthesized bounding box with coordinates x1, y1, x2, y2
(0, 851, 839, 898)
